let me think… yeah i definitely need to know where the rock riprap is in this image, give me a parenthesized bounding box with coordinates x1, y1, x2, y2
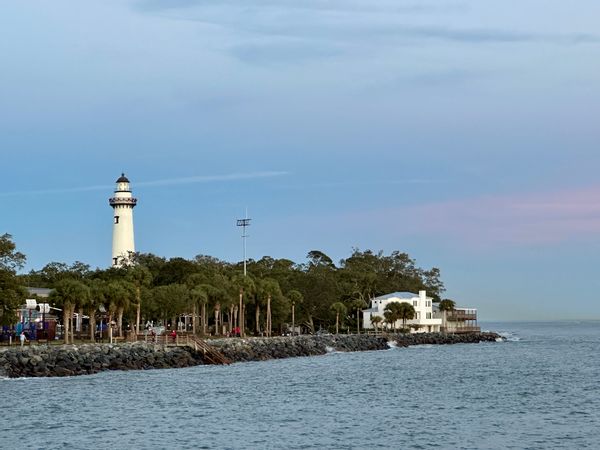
(0, 332, 502, 378)
(0, 343, 206, 378)
(391, 331, 500, 347)
(209, 334, 389, 362)
(207, 332, 500, 362)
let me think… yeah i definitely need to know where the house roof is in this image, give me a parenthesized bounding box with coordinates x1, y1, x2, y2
(372, 291, 422, 301)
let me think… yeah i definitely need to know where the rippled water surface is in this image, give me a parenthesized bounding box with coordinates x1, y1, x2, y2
(2, 321, 599, 449)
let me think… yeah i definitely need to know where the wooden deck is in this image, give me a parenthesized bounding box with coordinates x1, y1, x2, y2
(135, 333, 230, 365)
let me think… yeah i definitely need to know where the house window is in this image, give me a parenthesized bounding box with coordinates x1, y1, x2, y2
(426, 312, 432, 319)
(112, 257, 118, 265)
(114, 216, 119, 224)
(413, 300, 418, 307)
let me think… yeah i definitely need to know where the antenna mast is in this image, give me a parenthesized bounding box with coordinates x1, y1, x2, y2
(236, 209, 251, 276)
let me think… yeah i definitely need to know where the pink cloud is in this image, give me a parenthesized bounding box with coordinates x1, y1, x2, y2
(352, 185, 600, 247)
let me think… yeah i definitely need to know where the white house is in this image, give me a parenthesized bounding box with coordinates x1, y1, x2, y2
(362, 291, 442, 333)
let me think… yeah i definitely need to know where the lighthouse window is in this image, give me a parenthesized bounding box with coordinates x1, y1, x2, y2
(114, 216, 119, 224)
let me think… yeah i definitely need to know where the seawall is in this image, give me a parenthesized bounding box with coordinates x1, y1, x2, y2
(0, 343, 207, 378)
(0, 332, 501, 378)
(209, 334, 389, 362)
(209, 332, 500, 362)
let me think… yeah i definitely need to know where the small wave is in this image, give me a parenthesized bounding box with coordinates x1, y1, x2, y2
(1, 376, 35, 381)
(498, 332, 521, 342)
(325, 346, 336, 353)
(386, 341, 398, 349)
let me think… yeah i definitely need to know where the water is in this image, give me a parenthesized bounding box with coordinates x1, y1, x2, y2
(2, 321, 599, 449)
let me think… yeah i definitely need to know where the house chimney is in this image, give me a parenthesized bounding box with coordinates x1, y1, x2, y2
(419, 290, 426, 303)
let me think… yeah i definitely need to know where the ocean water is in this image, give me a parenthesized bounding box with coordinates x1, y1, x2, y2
(2, 321, 599, 449)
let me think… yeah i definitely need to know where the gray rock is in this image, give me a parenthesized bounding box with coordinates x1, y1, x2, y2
(0, 331, 502, 378)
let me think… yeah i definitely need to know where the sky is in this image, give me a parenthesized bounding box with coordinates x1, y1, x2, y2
(1, 0, 600, 320)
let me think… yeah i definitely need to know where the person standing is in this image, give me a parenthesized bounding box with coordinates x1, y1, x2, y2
(19, 331, 26, 347)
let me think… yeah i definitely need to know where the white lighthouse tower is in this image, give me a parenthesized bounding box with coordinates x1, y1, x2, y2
(109, 173, 137, 267)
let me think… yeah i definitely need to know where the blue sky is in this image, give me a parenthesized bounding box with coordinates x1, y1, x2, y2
(1, 0, 600, 320)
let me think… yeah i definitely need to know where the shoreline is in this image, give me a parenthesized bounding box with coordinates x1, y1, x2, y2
(0, 332, 502, 378)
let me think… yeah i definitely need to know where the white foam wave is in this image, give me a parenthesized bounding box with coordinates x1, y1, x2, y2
(498, 332, 521, 342)
(325, 346, 336, 353)
(386, 341, 398, 349)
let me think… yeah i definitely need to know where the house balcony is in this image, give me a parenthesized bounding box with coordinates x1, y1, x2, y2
(446, 311, 477, 321)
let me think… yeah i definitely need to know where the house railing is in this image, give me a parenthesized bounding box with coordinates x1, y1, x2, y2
(133, 333, 230, 365)
(446, 311, 477, 321)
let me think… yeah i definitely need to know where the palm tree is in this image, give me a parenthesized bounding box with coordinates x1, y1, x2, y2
(213, 300, 221, 335)
(187, 273, 224, 336)
(257, 278, 282, 337)
(231, 274, 255, 338)
(383, 308, 397, 332)
(383, 302, 402, 332)
(125, 265, 152, 335)
(330, 302, 347, 335)
(104, 281, 130, 343)
(204, 284, 223, 336)
(149, 284, 188, 334)
(383, 302, 416, 332)
(86, 279, 107, 342)
(371, 315, 383, 334)
(221, 284, 238, 335)
(49, 279, 90, 344)
(189, 287, 207, 335)
(438, 299, 456, 311)
(349, 298, 368, 335)
(201, 281, 225, 337)
(253, 281, 265, 336)
(438, 298, 456, 331)
(287, 290, 303, 336)
(397, 302, 416, 331)
(116, 281, 135, 337)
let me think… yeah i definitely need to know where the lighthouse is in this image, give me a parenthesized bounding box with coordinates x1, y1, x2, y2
(109, 173, 137, 267)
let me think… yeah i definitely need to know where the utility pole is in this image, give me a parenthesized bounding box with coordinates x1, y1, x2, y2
(236, 210, 251, 338)
(236, 210, 251, 276)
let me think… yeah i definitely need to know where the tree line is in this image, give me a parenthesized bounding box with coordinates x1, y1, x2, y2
(2, 233, 447, 340)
